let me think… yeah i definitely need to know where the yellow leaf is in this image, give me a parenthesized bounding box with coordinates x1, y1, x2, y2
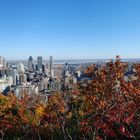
(79, 110, 84, 116)
(35, 106, 44, 117)
(67, 112, 72, 119)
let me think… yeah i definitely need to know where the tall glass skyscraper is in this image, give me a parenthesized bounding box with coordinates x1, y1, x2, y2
(28, 56, 34, 72)
(0, 56, 6, 68)
(49, 56, 53, 77)
(37, 56, 43, 71)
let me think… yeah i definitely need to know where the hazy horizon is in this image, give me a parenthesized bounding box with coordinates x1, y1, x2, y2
(6, 57, 140, 61)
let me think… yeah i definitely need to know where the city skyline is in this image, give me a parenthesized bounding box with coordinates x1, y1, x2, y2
(0, 0, 140, 60)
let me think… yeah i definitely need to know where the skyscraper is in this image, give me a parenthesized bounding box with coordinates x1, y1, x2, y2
(2, 57, 6, 68)
(49, 56, 53, 77)
(17, 63, 25, 74)
(13, 69, 17, 86)
(0, 57, 6, 68)
(28, 56, 34, 72)
(5, 68, 17, 86)
(37, 56, 43, 71)
(19, 74, 27, 85)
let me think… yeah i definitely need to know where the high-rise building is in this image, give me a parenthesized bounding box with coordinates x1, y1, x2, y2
(13, 69, 17, 86)
(0, 76, 12, 94)
(17, 63, 25, 74)
(2, 57, 6, 68)
(19, 74, 27, 85)
(37, 56, 43, 71)
(5, 68, 17, 86)
(28, 56, 34, 72)
(42, 64, 46, 73)
(0, 57, 6, 68)
(49, 56, 53, 77)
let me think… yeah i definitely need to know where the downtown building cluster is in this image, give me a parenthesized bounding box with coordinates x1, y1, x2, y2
(0, 56, 59, 100)
(0, 56, 85, 101)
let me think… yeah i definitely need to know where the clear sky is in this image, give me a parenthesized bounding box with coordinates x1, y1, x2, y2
(0, 0, 140, 60)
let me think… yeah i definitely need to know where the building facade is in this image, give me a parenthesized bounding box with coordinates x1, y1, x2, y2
(28, 56, 34, 72)
(37, 56, 43, 71)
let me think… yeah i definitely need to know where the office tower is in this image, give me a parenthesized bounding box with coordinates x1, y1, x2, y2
(17, 63, 25, 74)
(5, 68, 17, 86)
(28, 56, 34, 72)
(0, 70, 5, 77)
(42, 64, 46, 73)
(37, 56, 42, 71)
(6, 63, 11, 68)
(69, 65, 76, 74)
(49, 56, 53, 77)
(13, 69, 17, 86)
(2, 57, 6, 68)
(27, 72, 34, 81)
(19, 74, 27, 85)
(46, 63, 49, 69)
(65, 63, 69, 72)
(0, 56, 6, 68)
(0, 57, 3, 68)
(34, 65, 36, 72)
(17, 63, 26, 85)
(38, 80, 44, 91)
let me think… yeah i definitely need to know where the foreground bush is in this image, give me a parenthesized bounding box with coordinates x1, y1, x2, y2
(1, 57, 140, 140)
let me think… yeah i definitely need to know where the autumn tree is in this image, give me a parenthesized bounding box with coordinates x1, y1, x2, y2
(73, 56, 140, 139)
(1, 57, 140, 140)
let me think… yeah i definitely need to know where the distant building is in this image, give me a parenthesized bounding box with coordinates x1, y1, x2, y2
(19, 74, 27, 85)
(38, 80, 44, 91)
(64, 63, 69, 72)
(53, 68, 62, 80)
(28, 56, 34, 72)
(73, 76, 77, 84)
(37, 56, 43, 71)
(69, 65, 76, 74)
(76, 70, 82, 78)
(0, 70, 5, 77)
(49, 56, 53, 77)
(13, 69, 18, 86)
(2, 58, 6, 68)
(0, 76, 13, 94)
(5, 68, 18, 86)
(6, 63, 11, 68)
(27, 72, 35, 81)
(17, 63, 27, 85)
(17, 63, 25, 74)
(0, 56, 6, 69)
(13, 84, 38, 99)
(42, 64, 46, 74)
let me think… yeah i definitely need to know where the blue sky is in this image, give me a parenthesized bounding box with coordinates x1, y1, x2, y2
(0, 0, 140, 60)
